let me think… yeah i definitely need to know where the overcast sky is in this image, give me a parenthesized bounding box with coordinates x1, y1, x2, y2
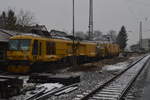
(0, 0, 150, 46)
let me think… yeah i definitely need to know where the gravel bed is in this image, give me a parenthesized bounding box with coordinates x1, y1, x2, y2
(48, 71, 114, 100)
(5, 56, 140, 100)
(47, 56, 140, 100)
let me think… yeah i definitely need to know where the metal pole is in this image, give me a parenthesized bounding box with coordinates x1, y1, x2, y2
(89, 0, 93, 40)
(139, 21, 142, 49)
(72, 0, 76, 66)
(73, 0, 75, 39)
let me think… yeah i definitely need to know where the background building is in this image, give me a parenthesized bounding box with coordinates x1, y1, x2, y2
(0, 29, 18, 60)
(141, 39, 150, 51)
(130, 39, 150, 52)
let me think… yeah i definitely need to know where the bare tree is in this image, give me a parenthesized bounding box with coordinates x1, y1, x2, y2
(0, 9, 17, 30)
(75, 31, 86, 39)
(93, 30, 102, 37)
(92, 30, 103, 40)
(0, 11, 7, 27)
(17, 10, 36, 26)
(108, 30, 117, 42)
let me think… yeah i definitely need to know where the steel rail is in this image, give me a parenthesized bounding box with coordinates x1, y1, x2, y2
(118, 56, 150, 100)
(74, 55, 148, 100)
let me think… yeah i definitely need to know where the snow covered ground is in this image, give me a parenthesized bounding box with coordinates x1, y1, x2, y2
(102, 56, 139, 72)
(11, 82, 63, 100)
(102, 62, 129, 71)
(8, 56, 140, 100)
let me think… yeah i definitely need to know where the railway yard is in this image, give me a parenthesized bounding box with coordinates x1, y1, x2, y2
(1, 0, 150, 100)
(0, 27, 147, 100)
(0, 53, 150, 100)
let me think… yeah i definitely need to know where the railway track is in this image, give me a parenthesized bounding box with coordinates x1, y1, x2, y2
(73, 55, 150, 100)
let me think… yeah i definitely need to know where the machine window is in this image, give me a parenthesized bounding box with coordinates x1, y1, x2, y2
(39, 42, 42, 55)
(46, 42, 55, 55)
(9, 39, 30, 51)
(32, 40, 38, 55)
(20, 40, 31, 51)
(9, 40, 19, 50)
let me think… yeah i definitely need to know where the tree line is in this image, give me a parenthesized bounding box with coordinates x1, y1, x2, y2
(75, 26, 128, 50)
(0, 9, 128, 50)
(0, 9, 35, 32)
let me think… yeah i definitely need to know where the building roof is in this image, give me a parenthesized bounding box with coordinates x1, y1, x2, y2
(0, 29, 18, 42)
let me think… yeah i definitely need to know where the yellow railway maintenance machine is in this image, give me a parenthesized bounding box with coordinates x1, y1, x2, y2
(6, 34, 97, 73)
(6, 34, 120, 73)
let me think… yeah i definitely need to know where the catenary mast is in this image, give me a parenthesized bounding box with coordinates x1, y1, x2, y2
(89, 0, 93, 40)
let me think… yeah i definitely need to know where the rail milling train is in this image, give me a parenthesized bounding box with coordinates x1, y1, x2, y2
(6, 33, 120, 73)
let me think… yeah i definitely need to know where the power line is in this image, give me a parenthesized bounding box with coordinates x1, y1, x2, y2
(122, 0, 139, 21)
(130, 0, 150, 7)
(123, 0, 150, 18)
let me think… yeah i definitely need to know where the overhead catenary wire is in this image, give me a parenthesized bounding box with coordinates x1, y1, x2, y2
(122, 0, 150, 21)
(122, 0, 139, 22)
